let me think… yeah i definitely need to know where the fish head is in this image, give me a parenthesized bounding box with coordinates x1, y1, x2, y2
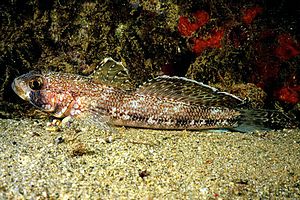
(12, 71, 75, 118)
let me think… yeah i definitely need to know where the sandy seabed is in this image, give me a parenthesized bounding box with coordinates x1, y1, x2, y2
(0, 118, 299, 199)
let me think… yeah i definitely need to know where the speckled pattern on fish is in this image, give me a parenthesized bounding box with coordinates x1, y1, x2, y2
(11, 58, 297, 132)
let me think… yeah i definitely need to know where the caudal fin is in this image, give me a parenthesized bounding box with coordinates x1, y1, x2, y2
(233, 109, 298, 132)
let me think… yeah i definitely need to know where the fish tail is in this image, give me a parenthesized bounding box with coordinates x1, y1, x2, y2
(233, 109, 298, 132)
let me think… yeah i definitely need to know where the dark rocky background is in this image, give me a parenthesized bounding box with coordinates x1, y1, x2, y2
(0, 0, 299, 120)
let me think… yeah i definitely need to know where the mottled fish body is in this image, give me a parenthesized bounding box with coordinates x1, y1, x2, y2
(12, 58, 297, 132)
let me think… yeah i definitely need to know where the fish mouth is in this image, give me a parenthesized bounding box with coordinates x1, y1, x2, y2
(11, 78, 31, 101)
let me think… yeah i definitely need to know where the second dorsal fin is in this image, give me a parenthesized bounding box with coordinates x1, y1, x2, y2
(136, 75, 245, 108)
(90, 57, 135, 90)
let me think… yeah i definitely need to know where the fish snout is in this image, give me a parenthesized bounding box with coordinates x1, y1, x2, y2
(11, 77, 31, 101)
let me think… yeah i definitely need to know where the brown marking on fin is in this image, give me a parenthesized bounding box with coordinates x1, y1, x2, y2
(90, 57, 135, 90)
(137, 76, 245, 108)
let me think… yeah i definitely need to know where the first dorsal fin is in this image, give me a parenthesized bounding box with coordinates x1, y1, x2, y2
(90, 57, 135, 90)
(136, 75, 245, 108)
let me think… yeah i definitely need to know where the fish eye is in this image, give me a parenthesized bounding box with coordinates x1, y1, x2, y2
(29, 77, 43, 90)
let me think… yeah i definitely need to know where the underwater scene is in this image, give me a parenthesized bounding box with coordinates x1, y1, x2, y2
(0, 0, 300, 198)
